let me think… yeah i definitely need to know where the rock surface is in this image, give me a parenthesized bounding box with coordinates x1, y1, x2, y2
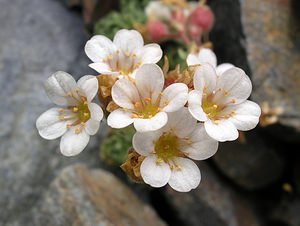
(242, 0, 300, 141)
(30, 164, 166, 226)
(213, 131, 285, 190)
(164, 163, 261, 226)
(0, 0, 102, 224)
(270, 197, 300, 226)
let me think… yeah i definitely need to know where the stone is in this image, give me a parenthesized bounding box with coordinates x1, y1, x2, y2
(270, 198, 300, 226)
(213, 130, 285, 190)
(242, 0, 300, 142)
(0, 0, 103, 224)
(30, 164, 166, 226)
(209, 0, 251, 75)
(293, 159, 300, 194)
(164, 162, 261, 226)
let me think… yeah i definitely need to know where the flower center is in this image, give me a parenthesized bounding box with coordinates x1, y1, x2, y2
(131, 98, 160, 119)
(201, 88, 237, 124)
(154, 132, 182, 162)
(74, 99, 90, 123)
(58, 93, 91, 134)
(102, 50, 142, 76)
(202, 97, 220, 120)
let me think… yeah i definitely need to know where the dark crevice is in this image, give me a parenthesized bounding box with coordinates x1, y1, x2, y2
(149, 189, 188, 226)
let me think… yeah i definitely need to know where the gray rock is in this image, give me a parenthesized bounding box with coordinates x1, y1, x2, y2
(0, 0, 103, 224)
(30, 164, 166, 226)
(213, 131, 285, 190)
(164, 163, 261, 226)
(242, 0, 300, 141)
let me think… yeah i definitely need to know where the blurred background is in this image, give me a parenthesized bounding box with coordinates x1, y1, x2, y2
(0, 0, 299, 225)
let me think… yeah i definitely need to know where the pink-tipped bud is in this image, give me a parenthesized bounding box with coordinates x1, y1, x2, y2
(188, 6, 214, 31)
(146, 20, 169, 42)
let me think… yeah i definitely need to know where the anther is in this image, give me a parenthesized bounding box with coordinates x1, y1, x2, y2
(75, 128, 81, 134)
(213, 104, 218, 109)
(67, 92, 72, 97)
(58, 109, 64, 113)
(107, 55, 113, 60)
(83, 112, 89, 117)
(232, 99, 236, 104)
(72, 107, 78, 112)
(59, 115, 65, 121)
(66, 124, 72, 129)
(125, 51, 130, 57)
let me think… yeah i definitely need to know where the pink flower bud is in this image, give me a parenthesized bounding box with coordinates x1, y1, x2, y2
(146, 20, 169, 42)
(188, 6, 214, 31)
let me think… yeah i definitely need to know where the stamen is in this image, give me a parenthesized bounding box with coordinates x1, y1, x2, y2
(75, 128, 81, 134)
(125, 51, 130, 57)
(72, 107, 78, 112)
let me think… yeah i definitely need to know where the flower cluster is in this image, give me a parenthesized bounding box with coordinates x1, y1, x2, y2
(143, 0, 214, 47)
(37, 26, 260, 191)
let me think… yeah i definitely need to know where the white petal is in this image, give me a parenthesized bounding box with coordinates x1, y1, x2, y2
(188, 90, 208, 121)
(181, 125, 219, 160)
(60, 128, 90, 156)
(197, 48, 217, 68)
(112, 78, 140, 109)
(88, 62, 114, 74)
(165, 107, 197, 138)
(216, 63, 234, 76)
(168, 158, 201, 192)
(107, 109, 134, 129)
(135, 64, 164, 103)
(193, 63, 217, 93)
(36, 108, 69, 140)
(204, 120, 238, 142)
(216, 67, 252, 104)
(77, 75, 98, 102)
(134, 112, 168, 132)
(187, 53, 201, 66)
(85, 35, 115, 62)
(140, 155, 171, 188)
(85, 119, 100, 135)
(228, 100, 261, 131)
(132, 130, 163, 156)
(136, 43, 163, 64)
(113, 29, 144, 53)
(88, 103, 104, 121)
(44, 71, 77, 106)
(160, 83, 188, 112)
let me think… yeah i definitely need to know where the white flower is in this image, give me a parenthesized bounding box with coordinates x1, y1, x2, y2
(188, 63, 261, 142)
(85, 29, 163, 78)
(133, 107, 219, 192)
(36, 71, 104, 156)
(187, 48, 234, 75)
(107, 64, 188, 132)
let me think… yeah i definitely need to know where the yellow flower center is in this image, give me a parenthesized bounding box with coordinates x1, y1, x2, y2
(58, 93, 91, 134)
(154, 132, 182, 162)
(201, 87, 237, 124)
(131, 97, 161, 119)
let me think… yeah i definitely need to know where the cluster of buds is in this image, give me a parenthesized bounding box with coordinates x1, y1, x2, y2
(143, 0, 214, 49)
(36, 28, 261, 192)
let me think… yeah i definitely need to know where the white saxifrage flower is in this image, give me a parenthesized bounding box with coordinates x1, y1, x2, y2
(188, 63, 261, 142)
(85, 29, 162, 78)
(187, 48, 234, 75)
(107, 64, 188, 132)
(36, 72, 104, 156)
(133, 107, 219, 192)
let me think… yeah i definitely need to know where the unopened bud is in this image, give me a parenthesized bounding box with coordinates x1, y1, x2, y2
(146, 20, 169, 42)
(188, 6, 214, 31)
